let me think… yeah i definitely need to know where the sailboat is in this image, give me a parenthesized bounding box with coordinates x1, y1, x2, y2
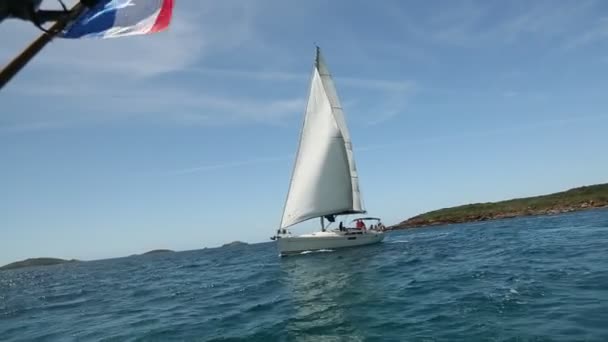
(274, 47, 385, 256)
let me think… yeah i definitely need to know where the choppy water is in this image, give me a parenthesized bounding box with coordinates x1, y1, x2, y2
(2, 209, 608, 341)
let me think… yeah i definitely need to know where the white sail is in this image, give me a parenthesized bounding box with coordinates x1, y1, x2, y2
(316, 50, 365, 214)
(280, 48, 365, 229)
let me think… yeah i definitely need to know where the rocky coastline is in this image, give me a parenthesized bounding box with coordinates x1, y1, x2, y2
(392, 184, 608, 229)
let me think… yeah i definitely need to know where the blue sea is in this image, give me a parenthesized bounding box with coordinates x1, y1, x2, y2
(2, 209, 608, 341)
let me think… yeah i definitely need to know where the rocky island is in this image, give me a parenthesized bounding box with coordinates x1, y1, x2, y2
(0, 258, 79, 271)
(222, 241, 248, 248)
(393, 183, 608, 229)
(142, 249, 174, 255)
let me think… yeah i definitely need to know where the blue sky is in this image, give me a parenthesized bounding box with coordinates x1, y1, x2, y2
(1, 0, 608, 264)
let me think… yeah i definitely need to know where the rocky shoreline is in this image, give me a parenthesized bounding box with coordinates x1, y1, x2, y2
(393, 204, 608, 229)
(392, 184, 608, 230)
(0, 258, 79, 271)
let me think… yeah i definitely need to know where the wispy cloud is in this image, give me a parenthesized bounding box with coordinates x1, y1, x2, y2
(1, 78, 306, 132)
(170, 155, 292, 175)
(184, 68, 302, 82)
(338, 76, 414, 93)
(187, 67, 418, 126)
(2, 0, 430, 134)
(167, 113, 608, 175)
(381, 0, 601, 48)
(563, 17, 608, 50)
(0, 1, 290, 131)
(2, 9, 180, 77)
(357, 113, 608, 153)
(185, 66, 415, 92)
(2, 1, 418, 132)
(502, 90, 519, 98)
(1, 1, 257, 77)
(0, 120, 72, 134)
(2, 66, 414, 132)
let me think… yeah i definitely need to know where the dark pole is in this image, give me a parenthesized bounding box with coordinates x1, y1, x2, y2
(0, 2, 85, 91)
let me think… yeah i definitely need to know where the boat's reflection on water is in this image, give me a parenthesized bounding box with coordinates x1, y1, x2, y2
(278, 246, 382, 341)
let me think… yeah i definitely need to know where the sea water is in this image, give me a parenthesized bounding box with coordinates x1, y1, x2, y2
(1, 209, 608, 341)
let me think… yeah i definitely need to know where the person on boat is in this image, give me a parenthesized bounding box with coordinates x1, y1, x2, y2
(356, 219, 365, 229)
(339, 221, 344, 231)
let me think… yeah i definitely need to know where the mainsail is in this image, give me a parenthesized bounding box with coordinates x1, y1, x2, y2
(280, 47, 365, 229)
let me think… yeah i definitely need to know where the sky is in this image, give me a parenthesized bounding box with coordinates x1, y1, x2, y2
(1, 0, 608, 264)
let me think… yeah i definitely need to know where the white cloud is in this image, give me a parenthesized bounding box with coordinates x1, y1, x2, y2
(502, 90, 519, 98)
(185, 66, 416, 92)
(170, 154, 292, 175)
(563, 17, 608, 50)
(0, 78, 306, 132)
(186, 67, 303, 82)
(380, 0, 601, 47)
(1, 1, 256, 78)
(0, 1, 273, 131)
(168, 113, 608, 176)
(363, 97, 410, 126)
(181, 67, 417, 126)
(357, 113, 608, 153)
(2, 64, 415, 132)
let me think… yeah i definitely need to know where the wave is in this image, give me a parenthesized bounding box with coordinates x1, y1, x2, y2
(299, 249, 335, 255)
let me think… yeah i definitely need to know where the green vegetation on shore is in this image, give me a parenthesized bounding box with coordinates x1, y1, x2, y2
(394, 183, 608, 229)
(0, 258, 78, 271)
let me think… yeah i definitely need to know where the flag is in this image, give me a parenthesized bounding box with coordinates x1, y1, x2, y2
(61, 0, 173, 39)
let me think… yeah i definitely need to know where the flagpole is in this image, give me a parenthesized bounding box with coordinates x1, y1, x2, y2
(0, 2, 85, 91)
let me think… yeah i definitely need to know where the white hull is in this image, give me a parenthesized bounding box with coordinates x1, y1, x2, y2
(277, 230, 384, 256)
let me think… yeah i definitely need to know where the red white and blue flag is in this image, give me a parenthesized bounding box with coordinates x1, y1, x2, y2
(61, 0, 174, 39)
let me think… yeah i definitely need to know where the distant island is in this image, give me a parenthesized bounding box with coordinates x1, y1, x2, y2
(0, 258, 78, 271)
(142, 249, 174, 255)
(393, 183, 608, 229)
(222, 241, 248, 247)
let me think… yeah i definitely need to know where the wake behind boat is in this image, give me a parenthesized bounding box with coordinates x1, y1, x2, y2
(273, 47, 385, 256)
